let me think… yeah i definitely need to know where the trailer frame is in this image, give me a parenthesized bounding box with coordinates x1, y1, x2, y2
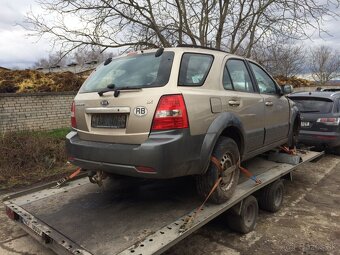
(3, 150, 323, 255)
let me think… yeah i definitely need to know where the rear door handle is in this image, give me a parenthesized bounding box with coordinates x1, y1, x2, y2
(228, 100, 240, 106)
(265, 101, 273, 106)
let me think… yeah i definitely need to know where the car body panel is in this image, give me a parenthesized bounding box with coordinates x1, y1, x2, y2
(262, 93, 290, 145)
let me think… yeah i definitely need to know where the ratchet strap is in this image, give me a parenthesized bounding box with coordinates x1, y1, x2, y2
(53, 167, 82, 188)
(180, 155, 261, 233)
(280, 145, 297, 155)
(179, 175, 222, 233)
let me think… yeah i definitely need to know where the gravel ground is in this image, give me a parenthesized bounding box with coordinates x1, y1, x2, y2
(1, 154, 339, 255)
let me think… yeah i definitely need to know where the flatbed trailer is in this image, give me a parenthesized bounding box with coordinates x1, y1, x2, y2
(3, 150, 323, 255)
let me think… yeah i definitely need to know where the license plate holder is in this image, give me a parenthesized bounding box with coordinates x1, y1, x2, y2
(91, 113, 127, 129)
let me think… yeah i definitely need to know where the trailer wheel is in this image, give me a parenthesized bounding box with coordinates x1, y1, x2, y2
(226, 195, 258, 234)
(258, 179, 284, 212)
(196, 137, 240, 204)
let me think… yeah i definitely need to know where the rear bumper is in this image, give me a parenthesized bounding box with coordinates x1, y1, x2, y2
(66, 130, 204, 179)
(298, 130, 340, 148)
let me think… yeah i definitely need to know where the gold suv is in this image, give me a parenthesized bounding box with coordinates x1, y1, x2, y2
(66, 46, 300, 203)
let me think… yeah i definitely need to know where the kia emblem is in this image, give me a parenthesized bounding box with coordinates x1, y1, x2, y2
(101, 100, 109, 106)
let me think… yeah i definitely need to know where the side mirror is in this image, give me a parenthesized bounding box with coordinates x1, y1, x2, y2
(281, 84, 293, 95)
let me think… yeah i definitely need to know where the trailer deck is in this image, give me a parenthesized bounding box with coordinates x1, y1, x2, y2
(3, 150, 323, 255)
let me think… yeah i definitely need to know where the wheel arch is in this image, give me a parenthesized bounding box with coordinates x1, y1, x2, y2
(288, 104, 301, 147)
(199, 112, 246, 174)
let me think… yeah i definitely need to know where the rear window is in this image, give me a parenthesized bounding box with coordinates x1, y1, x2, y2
(178, 53, 213, 86)
(290, 97, 334, 113)
(79, 51, 174, 93)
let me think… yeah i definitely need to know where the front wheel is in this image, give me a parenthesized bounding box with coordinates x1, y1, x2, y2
(196, 137, 240, 204)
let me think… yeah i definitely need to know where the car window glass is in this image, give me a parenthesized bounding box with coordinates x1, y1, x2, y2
(80, 52, 174, 93)
(290, 97, 333, 113)
(222, 66, 233, 90)
(250, 63, 277, 94)
(179, 53, 213, 86)
(226, 60, 254, 92)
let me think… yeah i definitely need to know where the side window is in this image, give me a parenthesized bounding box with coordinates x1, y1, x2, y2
(226, 60, 254, 92)
(179, 53, 213, 86)
(250, 62, 278, 94)
(223, 66, 233, 90)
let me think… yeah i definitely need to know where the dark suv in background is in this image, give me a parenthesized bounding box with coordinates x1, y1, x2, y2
(289, 91, 340, 154)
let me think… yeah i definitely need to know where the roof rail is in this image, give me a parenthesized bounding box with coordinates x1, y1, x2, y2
(176, 44, 228, 53)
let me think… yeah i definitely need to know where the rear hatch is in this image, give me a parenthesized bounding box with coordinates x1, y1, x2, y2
(72, 50, 176, 144)
(289, 96, 339, 132)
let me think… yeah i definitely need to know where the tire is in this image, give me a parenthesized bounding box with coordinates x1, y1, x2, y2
(329, 146, 340, 156)
(196, 137, 240, 204)
(258, 179, 284, 212)
(226, 195, 258, 234)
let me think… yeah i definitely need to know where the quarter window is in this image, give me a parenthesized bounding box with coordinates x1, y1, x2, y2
(226, 60, 254, 92)
(250, 63, 278, 94)
(179, 53, 213, 86)
(222, 67, 233, 90)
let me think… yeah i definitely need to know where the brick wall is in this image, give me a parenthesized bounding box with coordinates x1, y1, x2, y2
(0, 92, 76, 132)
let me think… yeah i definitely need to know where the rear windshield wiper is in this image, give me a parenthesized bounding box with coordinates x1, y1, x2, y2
(98, 84, 143, 97)
(98, 84, 116, 96)
(113, 86, 143, 97)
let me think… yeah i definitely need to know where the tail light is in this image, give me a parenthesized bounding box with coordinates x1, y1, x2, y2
(136, 166, 156, 173)
(317, 118, 340, 125)
(151, 94, 189, 131)
(71, 101, 77, 128)
(5, 206, 19, 221)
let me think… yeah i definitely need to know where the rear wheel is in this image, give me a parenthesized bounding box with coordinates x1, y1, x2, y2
(226, 195, 258, 234)
(329, 146, 340, 156)
(196, 137, 240, 204)
(258, 179, 284, 212)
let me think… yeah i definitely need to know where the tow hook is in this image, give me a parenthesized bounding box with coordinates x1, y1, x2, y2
(88, 170, 107, 186)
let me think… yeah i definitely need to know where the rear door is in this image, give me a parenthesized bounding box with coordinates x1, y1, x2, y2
(222, 58, 265, 153)
(248, 62, 290, 145)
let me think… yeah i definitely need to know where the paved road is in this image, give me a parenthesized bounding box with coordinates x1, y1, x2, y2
(1, 154, 339, 255)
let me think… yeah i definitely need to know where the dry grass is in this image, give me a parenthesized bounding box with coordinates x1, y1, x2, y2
(275, 75, 315, 88)
(0, 69, 87, 93)
(0, 129, 74, 190)
(0, 68, 316, 94)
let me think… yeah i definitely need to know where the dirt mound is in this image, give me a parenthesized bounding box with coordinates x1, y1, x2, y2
(0, 69, 89, 93)
(0, 69, 314, 93)
(275, 75, 315, 88)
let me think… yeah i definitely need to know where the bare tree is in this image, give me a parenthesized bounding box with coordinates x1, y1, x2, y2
(25, 0, 339, 57)
(73, 48, 115, 66)
(310, 45, 340, 85)
(253, 40, 306, 78)
(33, 51, 68, 68)
(33, 48, 115, 69)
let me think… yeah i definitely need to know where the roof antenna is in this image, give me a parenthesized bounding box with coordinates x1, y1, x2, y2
(155, 48, 164, 57)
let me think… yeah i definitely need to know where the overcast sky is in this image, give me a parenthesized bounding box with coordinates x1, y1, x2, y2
(1, 0, 340, 69)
